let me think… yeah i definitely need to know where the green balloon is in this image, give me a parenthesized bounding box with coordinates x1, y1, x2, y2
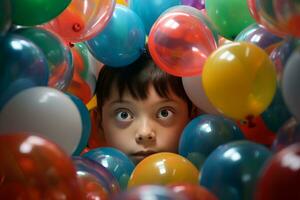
(11, 0, 71, 26)
(0, 0, 11, 35)
(206, 0, 255, 39)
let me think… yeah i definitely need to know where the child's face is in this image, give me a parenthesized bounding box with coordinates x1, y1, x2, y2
(101, 84, 190, 164)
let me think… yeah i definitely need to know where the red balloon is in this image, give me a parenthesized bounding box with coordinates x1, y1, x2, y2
(255, 143, 300, 200)
(0, 133, 83, 199)
(168, 183, 218, 200)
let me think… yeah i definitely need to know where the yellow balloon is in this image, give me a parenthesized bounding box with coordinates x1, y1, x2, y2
(116, 0, 127, 6)
(127, 152, 199, 188)
(202, 42, 276, 120)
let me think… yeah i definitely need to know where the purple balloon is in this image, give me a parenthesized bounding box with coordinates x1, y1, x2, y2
(181, 0, 205, 10)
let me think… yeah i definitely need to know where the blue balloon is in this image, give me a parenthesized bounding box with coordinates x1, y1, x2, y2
(85, 5, 146, 67)
(72, 156, 120, 194)
(82, 147, 135, 190)
(129, 0, 182, 34)
(179, 114, 244, 169)
(200, 141, 272, 200)
(68, 94, 91, 156)
(0, 34, 49, 110)
(112, 185, 185, 200)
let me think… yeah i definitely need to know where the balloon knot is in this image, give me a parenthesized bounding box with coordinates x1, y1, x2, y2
(72, 23, 82, 32)
(246, 115, 256, 128)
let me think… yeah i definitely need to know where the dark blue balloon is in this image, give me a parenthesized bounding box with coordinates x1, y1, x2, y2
(0, 34, 49, 110)
(82, 147, 135, 190)
(179, 114, 244, 169)
(85, 5, 146, 67)
(200, 140, 272, 200)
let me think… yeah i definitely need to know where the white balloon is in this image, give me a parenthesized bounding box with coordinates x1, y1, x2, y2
(182, 75, 220, 115)
(0, 87, 82, 155)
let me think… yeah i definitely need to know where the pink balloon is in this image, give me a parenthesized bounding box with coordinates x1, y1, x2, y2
(42, 0, 116, 43)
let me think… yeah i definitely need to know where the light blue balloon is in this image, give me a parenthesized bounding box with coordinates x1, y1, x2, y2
(129, 0, 181, 34)
(82, 147, 135, 190)
(85, 5, 146, 67)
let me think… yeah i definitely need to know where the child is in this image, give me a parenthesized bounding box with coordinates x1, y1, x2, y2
(95, 50, 195, 164)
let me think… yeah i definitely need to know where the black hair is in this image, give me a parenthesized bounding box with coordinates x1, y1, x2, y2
(95, 51, 193, 119)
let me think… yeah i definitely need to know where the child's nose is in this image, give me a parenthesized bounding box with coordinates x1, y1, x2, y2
(135, 119, 156, 144)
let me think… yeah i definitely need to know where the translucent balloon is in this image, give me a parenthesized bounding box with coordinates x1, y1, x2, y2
(0, 87, 83, 155)
(128, 152, 199, 188)
(15, 27, 73, 91)
(129, 0, 181, 34)
(0, 133, 83, 199)
(182, 75, 220, 114)
(181, 0, 205, 10)
(11, 0, 71, 26)
(112, 185, 186, 200)
(0, 34, 49, 110)
(200, 141, 272, 200)
(168, 183, 218, 200)
(179, 114, 244, 169)
(82, 147, 135, 190)
(148, 5, 218, 76)
(206, 0, 255, 39)
(85, 5, 146, 67)
(282, 47, 300, 121)
(0, 0, 11, 36)
(235, 23, 283, 53)
(42, 0, 116, 43)
(255, 143, 300, 200)
(72, 156, 120, 199)
(202, 42, 277, 120)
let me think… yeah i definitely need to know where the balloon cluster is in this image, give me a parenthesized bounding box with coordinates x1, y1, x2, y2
(2, 0, 300, 199)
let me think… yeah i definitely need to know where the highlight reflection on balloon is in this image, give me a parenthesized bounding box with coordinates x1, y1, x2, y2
(43, 0, 116, 43)
(128, 153, 199, 188)
(0, 133, 83, 199)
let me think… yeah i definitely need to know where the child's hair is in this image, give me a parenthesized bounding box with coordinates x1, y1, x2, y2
(95, 51, 194, 122)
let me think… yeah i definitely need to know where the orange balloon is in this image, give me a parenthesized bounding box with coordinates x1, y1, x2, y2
(127, 152, 199, 188)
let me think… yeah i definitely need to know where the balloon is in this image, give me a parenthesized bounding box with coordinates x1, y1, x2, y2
(179, 114, 244, 169)
(112, 185, 186, 200)
(148, 5, 218, 76)
(129, 0, 181, 34)
(0, 133, 83, 199)
(117, 0, 128, 6)
(255, 143, 300, 200)
(202, 42, 277, 120)
(11, 0, 71, 26)
(85, 5, 146, 67)
(235, 23, 283, 53)
(15, 27, 73, 91)
(0, 34, 49, 110)
(282, 47, 300, 121)
(168, 183, 218, 200)
(87, 109, 108, 148)
(0, 0, 11, 36)
(68, 94, 91, 156)
(272, 118, 300, 152)
(181, 0, 205, 10)
(82, 147, 135, 190)
(72, 156, 120, 199)
(200, 141, 272, 200)
(0, 87, 83, 155)
(128, 152, 199, 188)
(205, 0, 255, 39)
(182, 75, 220, 114)
(42, 0, 116, 43)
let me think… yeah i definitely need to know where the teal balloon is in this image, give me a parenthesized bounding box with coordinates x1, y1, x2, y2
(15, 27, 73, 91)
(11, 0, 71, 26)
(200, 141, 272, 200)
(0, 0, 11, 36)
(0, 34, 49, 110)
(179, 114, 244, 169)
(86, 5, 146, 67)
(82, 147, 135, 190)
(129, 0, 181, 34)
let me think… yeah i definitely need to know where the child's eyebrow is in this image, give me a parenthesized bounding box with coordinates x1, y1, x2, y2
(108, 100, 132, 105)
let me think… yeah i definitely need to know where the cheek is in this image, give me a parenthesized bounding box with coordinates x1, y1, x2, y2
(157, 125, 185, 152)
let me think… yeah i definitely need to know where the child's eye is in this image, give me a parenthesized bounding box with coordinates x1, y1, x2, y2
(157, 108, 174, 119)
(115, 110, 133, 122)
